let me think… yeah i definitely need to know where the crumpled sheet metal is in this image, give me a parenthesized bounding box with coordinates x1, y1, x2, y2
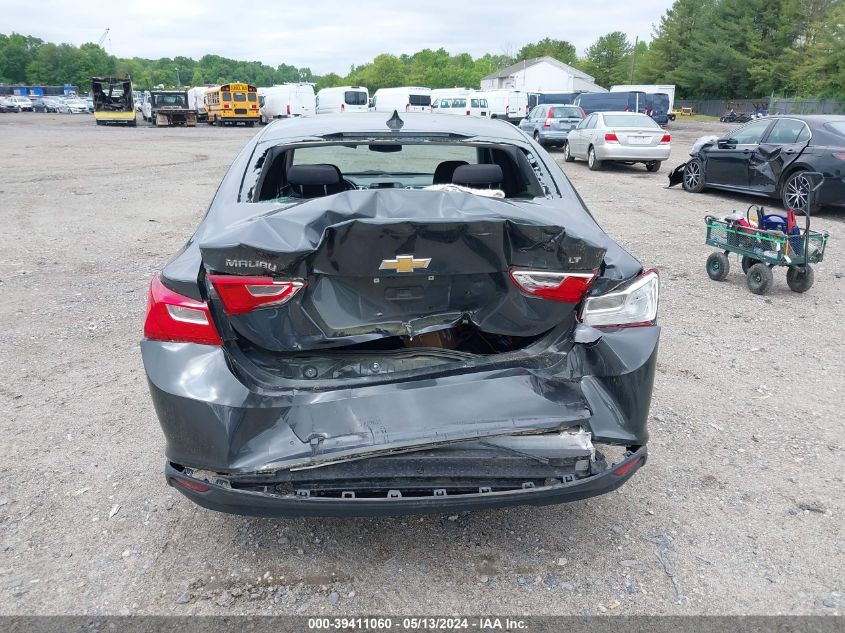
(199, 189, 607, 275)
(198, 189, 609, 350)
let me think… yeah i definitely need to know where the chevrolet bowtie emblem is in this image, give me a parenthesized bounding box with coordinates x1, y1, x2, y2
(379, 255, 432, 273)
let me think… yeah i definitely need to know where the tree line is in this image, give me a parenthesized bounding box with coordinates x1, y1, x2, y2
(1, 0, 842, 99)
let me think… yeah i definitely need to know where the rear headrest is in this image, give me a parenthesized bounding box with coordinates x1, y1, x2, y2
(433, 160, 469, 185)
(287, 164, 342, 186)
(452, 164, 503, 188)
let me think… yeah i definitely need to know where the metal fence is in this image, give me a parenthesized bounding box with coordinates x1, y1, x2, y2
(675, 97, 845, 117)
(674, 99, 770, 117)
(768, 97, 845, 115)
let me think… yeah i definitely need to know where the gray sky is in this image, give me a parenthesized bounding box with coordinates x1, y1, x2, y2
(5, 0, 672, 74)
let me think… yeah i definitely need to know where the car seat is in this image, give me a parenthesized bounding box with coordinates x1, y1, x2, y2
(433, 160, 469, 185)
(451, 164, 504, 190)
(286, 164, 345, 198)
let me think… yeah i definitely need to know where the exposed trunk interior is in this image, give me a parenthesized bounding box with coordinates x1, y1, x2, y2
(234, 321, 552, 381)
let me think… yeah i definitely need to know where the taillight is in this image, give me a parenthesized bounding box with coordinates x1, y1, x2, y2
(605, 133, 619, 143)
(660, 134, 671, 144)
(224, 103, 230, 109)
(144, 275, 222, 345)
(544, 118, 552, 128)
(171, 477, 210, 493)
(580, 107, 586, 118)
(287, 104, 291, 115)
(580, 269, 659, 328)
(509, 269, 596, 303)
(208, 275, 305, 315)
(612, 456, 643, 477)
(466, 110, 471, 116)
(833, 152, 845, 160)
(341, 103, 345, 111)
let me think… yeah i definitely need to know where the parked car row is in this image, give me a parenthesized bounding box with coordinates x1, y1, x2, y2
(312, 86, 672, 127)
(120, 81, 671, 133)
(0, 94, 93, 114)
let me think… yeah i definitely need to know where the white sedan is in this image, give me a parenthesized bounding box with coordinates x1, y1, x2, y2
(59, 98, 89, 114)
(1, 95, 35, 112)
(564, 111, 671, 172)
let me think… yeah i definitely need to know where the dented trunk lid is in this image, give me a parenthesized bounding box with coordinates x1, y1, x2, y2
(199, 189, 607, 353)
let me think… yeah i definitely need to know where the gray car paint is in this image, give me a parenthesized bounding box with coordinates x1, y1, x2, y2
(142, 323, 657, 473)
(142, 113, 659, 514)
(198, 190, 607, 351)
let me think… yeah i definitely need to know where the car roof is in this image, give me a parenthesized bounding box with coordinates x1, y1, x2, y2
(767, 114, 845, 124)
(257, 112, 528, 143)
(318, 86, 366, 91)
(595, 111, 648, 116)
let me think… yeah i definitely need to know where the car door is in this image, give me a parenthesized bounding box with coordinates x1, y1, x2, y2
(747, 118, 811, 193)
(584, 114, 602, 153)
(704, 119, 773, 188)
(519, 106, 539, 134)
(567, 114, 585, 154)
(570, 114, 594, 156)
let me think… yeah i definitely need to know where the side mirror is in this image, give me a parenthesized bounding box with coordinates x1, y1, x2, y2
(718, 137, 738, 148)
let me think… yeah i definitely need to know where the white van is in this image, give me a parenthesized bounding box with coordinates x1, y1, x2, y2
(315, 86, 369, 114)
(474, 90, 528, 124)
(259, 84, 316, 123)
(371, 87, 432, 113)
(187, 86, 216, 122)
(432, 90, 489, 117)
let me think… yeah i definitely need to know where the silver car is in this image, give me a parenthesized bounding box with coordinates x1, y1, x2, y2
(1, 95, 34, 112)
(519, 104, 583, 148)
(59, 98, 89, 114)
(564, 111, 671, 172)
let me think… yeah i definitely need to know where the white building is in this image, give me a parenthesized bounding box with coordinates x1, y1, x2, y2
(480, 56, 607, 93)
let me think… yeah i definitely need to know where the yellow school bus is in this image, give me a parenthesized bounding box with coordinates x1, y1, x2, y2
(204, 83, 260, 126)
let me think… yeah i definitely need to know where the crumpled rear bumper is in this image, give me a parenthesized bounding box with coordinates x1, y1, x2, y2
(142, 325, 659, 515)
(165, 446, 647, 517)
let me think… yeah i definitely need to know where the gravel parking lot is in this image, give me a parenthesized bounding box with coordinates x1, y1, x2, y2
(1, 113, 843, 616)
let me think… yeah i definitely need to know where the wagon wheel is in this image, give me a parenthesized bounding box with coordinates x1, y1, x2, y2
(746, 263, 773, 295)
(741, 256, 760, 275)
(706, 252, 730, 281)
(786, 265, 814, 293)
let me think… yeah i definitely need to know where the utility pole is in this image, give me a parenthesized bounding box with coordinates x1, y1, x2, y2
(175, 67, 181, 87)
(630, 35, 639, 83)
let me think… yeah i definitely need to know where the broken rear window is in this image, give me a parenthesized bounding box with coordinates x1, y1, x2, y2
(249, 142, 546, 203)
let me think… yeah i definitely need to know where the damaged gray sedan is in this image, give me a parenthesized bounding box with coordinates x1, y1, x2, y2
(141, 112, 660, 517)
